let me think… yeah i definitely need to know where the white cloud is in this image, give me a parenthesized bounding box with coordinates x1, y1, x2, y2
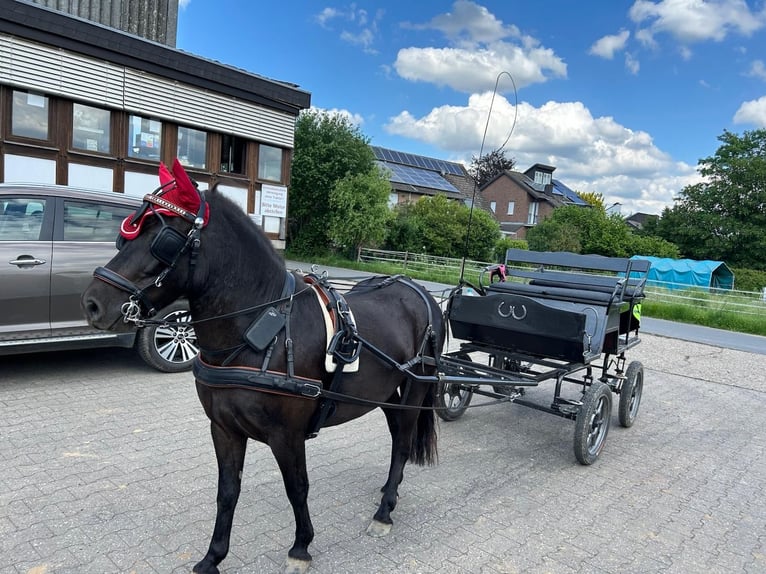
(178, 0, 191, 9)
(394, 1, 566, 93)
(733, 96, 766, 126)
(629, 0, 766, 44)
(384, 93, 699, 214)
(625, 53, 640, 74)
(589, 30, 631, 59)
(315, 7, 340, 27)
(404, 0, 519, 44)
(746, 60, 766, 81)
(314, 6, 384, 54)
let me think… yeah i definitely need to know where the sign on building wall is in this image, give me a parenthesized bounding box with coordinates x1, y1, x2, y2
(259, 184, 288, 218)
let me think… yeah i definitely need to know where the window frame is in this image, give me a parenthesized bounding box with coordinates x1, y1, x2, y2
(71, 102, 112, 155)
(127, 114, 164, 162)
(8, 89, 52, 143)
(177, 125, 208, 170)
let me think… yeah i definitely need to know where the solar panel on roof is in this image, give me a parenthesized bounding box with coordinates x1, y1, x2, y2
(552, 179, 588, 205)
(372, 146, 465, 176)
(376, 161, 460, 194)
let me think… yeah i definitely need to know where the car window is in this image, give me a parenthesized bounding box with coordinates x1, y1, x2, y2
(0, 198, 46, 241)
(63, 200, 134, 242)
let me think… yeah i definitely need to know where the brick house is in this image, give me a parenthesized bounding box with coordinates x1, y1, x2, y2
(481, 163, 588, 239)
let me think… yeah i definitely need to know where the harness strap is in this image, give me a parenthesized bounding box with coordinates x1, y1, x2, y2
(194, 357, 322, 398)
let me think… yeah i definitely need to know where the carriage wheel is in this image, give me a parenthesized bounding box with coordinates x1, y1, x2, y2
(436, 354, 474, 421)
(618, 361, 644, 428)
(573, 382, 612, 465)
(435, 382, 474, 421)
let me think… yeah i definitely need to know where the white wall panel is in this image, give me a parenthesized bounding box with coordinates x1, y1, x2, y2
(124, 172, 161, 198)
(3, 155, 56, 184)
(68, 164, 114, 191)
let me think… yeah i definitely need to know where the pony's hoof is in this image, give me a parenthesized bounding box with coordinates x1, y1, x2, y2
(366, 519, 392, 537)
(283, 557, 311, 574)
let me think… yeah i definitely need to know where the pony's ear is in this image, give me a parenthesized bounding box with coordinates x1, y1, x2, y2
(171, 158, 198, 196)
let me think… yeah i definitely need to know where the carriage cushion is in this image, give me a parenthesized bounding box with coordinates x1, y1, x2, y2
(487, 281, 614, 305)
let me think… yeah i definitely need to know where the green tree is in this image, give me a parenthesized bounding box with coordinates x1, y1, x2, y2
(576, 191, 606, 209)
(289, 110, 377, 255)
(328, 170, 391, 260)
(527, 205, 679, 258)
(469, 148, 515, 188)
(385, 194, 501, 260)
(656, 129, 766, 269)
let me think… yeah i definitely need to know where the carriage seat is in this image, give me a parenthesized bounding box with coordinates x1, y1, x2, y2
(488, 249, 650, 308)
(487, 280, 614, 305)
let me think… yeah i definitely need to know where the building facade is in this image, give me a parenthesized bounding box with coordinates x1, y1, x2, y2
(1, 0, 310, 248)
(24, 0, 179, 46)
(481, 163, 588, 239)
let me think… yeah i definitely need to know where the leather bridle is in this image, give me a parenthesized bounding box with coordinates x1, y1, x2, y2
(93, 183, 207, 325)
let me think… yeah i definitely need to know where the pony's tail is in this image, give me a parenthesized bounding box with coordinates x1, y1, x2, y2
(410, 383, 438, 466)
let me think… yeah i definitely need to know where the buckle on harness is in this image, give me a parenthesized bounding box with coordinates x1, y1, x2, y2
(302, 383, 322, 398)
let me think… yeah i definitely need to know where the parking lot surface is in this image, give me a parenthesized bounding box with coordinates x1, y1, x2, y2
(2, 332, 765, 573)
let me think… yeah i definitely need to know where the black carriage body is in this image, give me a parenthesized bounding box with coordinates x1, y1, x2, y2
(449, 250, 649, 363)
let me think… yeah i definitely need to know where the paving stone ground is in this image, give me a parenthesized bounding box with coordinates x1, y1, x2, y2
(1, 332, 765, 574)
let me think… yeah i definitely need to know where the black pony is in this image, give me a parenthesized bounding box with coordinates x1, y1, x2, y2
(81, 160, 445, 574)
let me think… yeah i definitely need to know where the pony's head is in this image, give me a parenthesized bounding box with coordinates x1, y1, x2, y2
(81, 159, 208, 331)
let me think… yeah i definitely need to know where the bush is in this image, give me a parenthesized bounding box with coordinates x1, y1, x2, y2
(493, 237, 527, 262)
(730, 267, 766, 292)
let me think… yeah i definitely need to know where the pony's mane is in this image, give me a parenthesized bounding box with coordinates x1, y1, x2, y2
(205, 185, 285, 273)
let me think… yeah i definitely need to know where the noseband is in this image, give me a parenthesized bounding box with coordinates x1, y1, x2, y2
(93, 184, 207, 324)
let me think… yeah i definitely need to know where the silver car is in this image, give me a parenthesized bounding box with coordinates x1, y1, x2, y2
(0, 183, 198, 372)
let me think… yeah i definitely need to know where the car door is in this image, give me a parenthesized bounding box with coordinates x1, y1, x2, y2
(0, 196, 53, 340)
(49, 197, 135, 335)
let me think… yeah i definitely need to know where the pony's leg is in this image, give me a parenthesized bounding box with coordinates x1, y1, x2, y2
(193, 422, 247, 574)
(367, 403, 418, 537)
(270, 438, 314, 574)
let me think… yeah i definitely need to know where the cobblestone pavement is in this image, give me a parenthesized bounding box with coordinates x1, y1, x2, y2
(1, 333, 765, 574)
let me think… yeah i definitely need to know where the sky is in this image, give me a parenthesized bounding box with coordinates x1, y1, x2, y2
(175, 0, 766, 216)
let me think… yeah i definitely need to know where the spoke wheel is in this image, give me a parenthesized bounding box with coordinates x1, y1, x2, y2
(573, 382, 612, 465)
(436, 353, 474, 421)
(618, 361, 644, 428)
(136, 301, 198, 372)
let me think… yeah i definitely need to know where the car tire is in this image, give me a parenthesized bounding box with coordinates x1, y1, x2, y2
(136, 301, 198, 372)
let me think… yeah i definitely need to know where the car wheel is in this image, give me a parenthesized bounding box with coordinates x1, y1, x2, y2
(136, 301, 198, 372)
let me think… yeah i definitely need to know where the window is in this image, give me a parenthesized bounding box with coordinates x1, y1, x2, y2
(11, 90, 49, 140)
(177, 126, 207, 169)
(507, 201, 515, 215)
(63, 200, 134, 242)
(128, 115, 163, 160)
(72, 103, 111, 153)
(221, 134, 246, 174)
(534, 171, 551, 185)
(258, 144, 282, 181)
(490, 201, 496, 213)
(527, 202, 539, 225)
(388, 192, 399, 208)
(0, 198, 46, 241)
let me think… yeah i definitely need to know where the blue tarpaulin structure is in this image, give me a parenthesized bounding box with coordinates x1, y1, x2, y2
(631, 256, 735, 290)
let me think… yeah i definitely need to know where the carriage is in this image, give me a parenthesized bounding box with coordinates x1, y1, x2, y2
(436, 248, 651, 465)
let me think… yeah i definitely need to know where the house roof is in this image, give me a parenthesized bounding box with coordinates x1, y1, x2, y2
(372, 146, 469, 201)
(482, 169, 588, 208)
(625, 212, 657, 229)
